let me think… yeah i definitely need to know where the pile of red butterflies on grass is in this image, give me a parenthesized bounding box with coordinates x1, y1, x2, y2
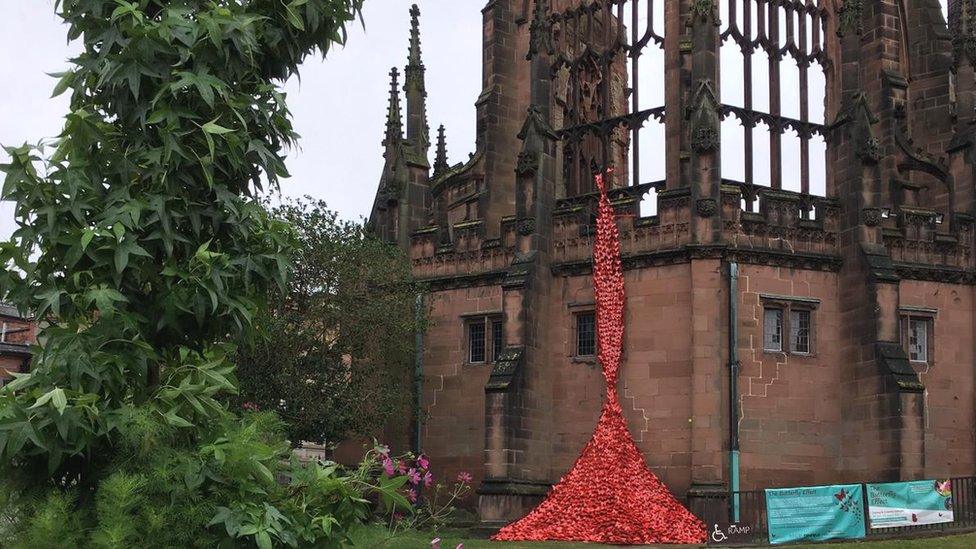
(492, 172, 707, 545)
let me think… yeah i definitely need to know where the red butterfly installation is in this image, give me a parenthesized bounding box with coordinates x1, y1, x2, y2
(492, 171, 707, 545)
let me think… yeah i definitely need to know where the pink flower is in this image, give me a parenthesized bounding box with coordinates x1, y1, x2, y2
(407, 488, 417, 503)
(242, 402, 260, 412)
(417, 454, 430, 470)
(423, 471, 434, 487)
(456, 471, 473, 484)
(430, 538, 441, 549)
(397, 459, 408, 474)
(407, 468, 422, 485)
(381, 455, 395, 476)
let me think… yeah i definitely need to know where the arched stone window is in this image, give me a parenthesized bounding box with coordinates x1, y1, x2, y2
(720, 0, 830, 214)
(551, 0, 666, 202)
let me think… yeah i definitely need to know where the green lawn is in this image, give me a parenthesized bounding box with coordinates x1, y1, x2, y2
(349, 527, 976, 549)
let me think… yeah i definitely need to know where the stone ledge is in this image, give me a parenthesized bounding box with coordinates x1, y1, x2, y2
(476, 478, 552, 497)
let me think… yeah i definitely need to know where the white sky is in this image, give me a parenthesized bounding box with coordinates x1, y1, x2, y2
(0, 0, 482, 239)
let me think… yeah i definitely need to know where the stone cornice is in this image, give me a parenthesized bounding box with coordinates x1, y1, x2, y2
(551, 246, 843, 276)
(419, 269, 508, 291)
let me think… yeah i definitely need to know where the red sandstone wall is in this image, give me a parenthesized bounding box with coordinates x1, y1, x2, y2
(735, 265, 843, 489)
(416, 266, 976, 501)
(548, 264, 695, 495)
(421, 286, 498, 495)
(898, 280, 976, 478)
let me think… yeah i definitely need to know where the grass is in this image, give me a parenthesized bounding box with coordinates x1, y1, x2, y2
(348, 526, 976, 549)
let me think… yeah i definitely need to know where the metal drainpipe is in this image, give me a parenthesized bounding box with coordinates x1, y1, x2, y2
(728, 262, 741, 522)
(412, 293, 425, 456)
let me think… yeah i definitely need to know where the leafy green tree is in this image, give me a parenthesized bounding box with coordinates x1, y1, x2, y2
(0, 1, 416, 547)
(236, 198, 423, 447)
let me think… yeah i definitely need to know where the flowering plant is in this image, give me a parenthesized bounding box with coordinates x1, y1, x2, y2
(370, 443, 472, 536)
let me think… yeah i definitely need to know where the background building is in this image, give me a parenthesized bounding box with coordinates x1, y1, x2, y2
(0, 304, 35, 385)
(370, 0, 976, 529)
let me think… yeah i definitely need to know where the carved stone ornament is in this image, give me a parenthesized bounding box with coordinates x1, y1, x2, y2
(696, 198, 718, 218)
(516, 150, 541, 176)
(859, 136, 882, 163)
(691, 127, 720, 153)
(686, 80, 721, 153)
(687, 0, 719, 27)
(834, 93, 881, 164)
(379, 178, 402, 203)
(955, 0, 976, 67)
(517, 217, 537, 236)
(526, 0, 555, 60)
(837, 0, 863, 37)
(861, 207, 882, 227)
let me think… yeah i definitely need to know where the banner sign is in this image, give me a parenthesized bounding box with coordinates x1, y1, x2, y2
(765, 484, 866, 545)
(866, 480, 953, 529)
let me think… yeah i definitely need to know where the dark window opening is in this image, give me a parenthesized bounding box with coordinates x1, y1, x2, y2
(492, 319, 504, 362)
(466, 315, 503, 364)
(576, 312, 597, 357)
(468, 321, 486, 364)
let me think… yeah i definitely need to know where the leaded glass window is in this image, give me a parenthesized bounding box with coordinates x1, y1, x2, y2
(764, 308, 783, 352)
(790, 309, 811, 354)
(468, 321, 486, 363)
(576, 312, 596, 357)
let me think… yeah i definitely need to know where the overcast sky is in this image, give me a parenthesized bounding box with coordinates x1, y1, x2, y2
(0, 0, 482, 240)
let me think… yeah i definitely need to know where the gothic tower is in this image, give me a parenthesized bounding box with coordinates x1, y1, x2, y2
(369, 0, 976, 532)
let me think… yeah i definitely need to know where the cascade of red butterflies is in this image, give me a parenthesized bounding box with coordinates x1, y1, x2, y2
(492, 172, 707, 545)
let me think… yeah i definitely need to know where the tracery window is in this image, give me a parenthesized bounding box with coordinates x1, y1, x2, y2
(720, 0, 829, 213)
(551, 0, 666, 201)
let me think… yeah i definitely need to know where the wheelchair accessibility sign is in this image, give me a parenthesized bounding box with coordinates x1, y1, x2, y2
(708, 522, 754, 545)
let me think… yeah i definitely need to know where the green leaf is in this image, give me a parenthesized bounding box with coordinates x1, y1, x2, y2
(284, 5, 305, 30)
(86, 286, 129, 314)
(255, 531, 272, 549)
(51, 388, 67, 415)
(36, 288, 65, 318)
(81, 229, 95, 251)
(29, 390, 55, 410)
(164, 410, 193, 428)
(202, 120, 233, 135)
(114, 239, 153, 274)
(2, 372, 34, 393)
(50, 71, 74, 98)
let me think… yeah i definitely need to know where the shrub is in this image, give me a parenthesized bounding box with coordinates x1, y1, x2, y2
(235, 198, 425, 447)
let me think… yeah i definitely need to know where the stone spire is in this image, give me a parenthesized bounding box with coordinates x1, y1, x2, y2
(404, 4, 430, 158)
(384, 67, 403, 148)
(407, 3, 423, 67)
(433, 124, 449, 176)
